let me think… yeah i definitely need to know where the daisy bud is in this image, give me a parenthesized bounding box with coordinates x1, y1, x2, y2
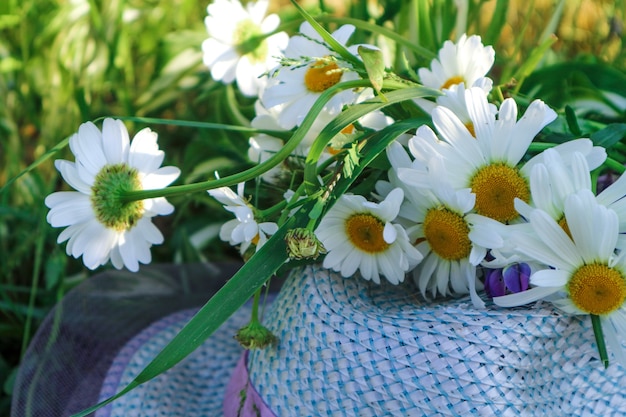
(235, 321, 277, 350)
(284, 228, 327, 261)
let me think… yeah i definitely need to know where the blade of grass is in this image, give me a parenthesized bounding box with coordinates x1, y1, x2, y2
(0, 136, 69, 195)
(290, 0, 363, 71)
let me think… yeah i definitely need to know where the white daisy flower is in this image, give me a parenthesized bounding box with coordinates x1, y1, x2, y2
(467, 145, 617, 275)
(433, 83, 497, 132)
(392, 151, 488, 308)
(202, 0, 288, 97)
(315, 188, 423, 285)
(45, 119, 180, 272)
(418, 33, 495, 91)
(261, 22, 367, 129)
(493, 189, 626, 366)
(208, 183, 278, 255)
(409, 88, 564, 225)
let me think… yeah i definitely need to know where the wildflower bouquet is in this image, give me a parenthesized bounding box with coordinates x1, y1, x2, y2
(9, 0, 626, 415)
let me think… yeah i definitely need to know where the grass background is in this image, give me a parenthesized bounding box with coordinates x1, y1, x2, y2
(1, 0, 625, 415)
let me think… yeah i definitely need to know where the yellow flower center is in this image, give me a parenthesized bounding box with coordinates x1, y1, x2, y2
(470, 163, 530, 223)
(568, 264, 626, 315)
(91, 164, 144, 231)
(304, 59, 343, 92)
(423, 207, 472, 260)
(345, 213, 389, 253)
(440, 75, 465, 90)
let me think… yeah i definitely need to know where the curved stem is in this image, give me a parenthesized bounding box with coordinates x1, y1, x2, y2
(119, 79, 372, 202)
(603, 156, 626, 174)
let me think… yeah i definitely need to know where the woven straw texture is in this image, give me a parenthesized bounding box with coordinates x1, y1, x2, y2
(248, 264, 626, 417)
(96, 305, 250, 417)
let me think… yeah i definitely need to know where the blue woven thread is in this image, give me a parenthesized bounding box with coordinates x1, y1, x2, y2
(248, 264, 626, 417)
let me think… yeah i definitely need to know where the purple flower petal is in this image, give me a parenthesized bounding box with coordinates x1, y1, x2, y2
(503, 263, 531, 293)
(484, 268, 506, 298)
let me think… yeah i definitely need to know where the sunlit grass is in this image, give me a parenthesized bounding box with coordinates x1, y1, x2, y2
(1, 0, 625, 415)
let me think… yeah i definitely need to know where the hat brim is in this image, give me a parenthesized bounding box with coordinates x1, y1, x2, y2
(11, 262, 278, 417)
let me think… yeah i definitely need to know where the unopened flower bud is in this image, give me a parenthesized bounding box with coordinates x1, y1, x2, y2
(285, 228, 327, 260)
(235, 321, 277, 350)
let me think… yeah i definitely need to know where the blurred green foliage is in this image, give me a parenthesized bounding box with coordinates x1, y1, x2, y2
(1, 0, 625, 415)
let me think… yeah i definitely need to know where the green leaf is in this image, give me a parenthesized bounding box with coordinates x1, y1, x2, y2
(520, 62, 626, 111)
(304, 85, 438, 194)
(358, 45, 386, 99)
(308, 199, 324, 220)
(483, 0, 508, 46)
(0, 14, 20, 30)
(0, 56, 22, 73)
(590, 123, 626, 149)
(512, 34, 558, 93)
(564, 105, 582, 136)
(70, 202, 312, 417)
(0, 137, 70, 195)
(342, 142, 361, 179)
(314, 16, 436, 61)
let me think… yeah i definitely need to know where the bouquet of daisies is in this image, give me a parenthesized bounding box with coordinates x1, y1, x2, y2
(16, 0, 626, 413)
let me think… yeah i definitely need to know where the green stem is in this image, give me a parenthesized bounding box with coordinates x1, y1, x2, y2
(250, 288, 261, 323)
(591, 314, 609, 368)
(257, 200, 288, 220)
(603, 156, 626, 174)
(119, 79, 372, 202)
(20, 211, 47, 358)
(315, 16, 436, 61)
(225, 84, 252, 127)
(107, 116, 287, 138)
(527, 142, 555, 153)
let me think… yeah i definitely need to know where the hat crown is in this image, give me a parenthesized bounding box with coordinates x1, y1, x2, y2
(248, 265, 626, 416)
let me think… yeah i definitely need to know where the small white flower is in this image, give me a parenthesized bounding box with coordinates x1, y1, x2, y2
(315, 188, 422, 285)
(202, 0, 288, 97)
(208, 183, 278, 254)
(418, 33, 494, 91)
(45, 119, 180, 272)
(493, 189, 626, 366)
(261, 22, 367, 129)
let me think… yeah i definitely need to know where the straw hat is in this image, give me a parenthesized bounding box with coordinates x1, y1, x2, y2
(245, 264, 626, 416)
(13, 263, 626, 417)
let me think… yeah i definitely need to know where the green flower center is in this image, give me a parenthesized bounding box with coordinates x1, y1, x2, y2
(423, 207, 471, 260)
(345, 213, 389, 253)
(233, 19, 267, 63)
(568, 264, 626, 315)
(90, 164, 144, 231)
(470, 163, 530, 223)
